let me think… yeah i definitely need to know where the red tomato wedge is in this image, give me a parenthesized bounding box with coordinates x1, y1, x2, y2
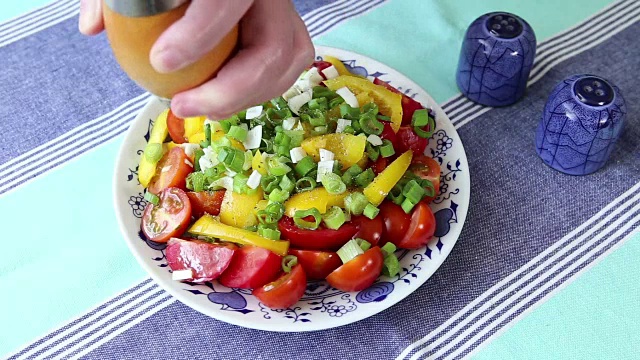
(311, 60, 333, 79)
(187, 190, 225, 218)
(166, 238, 237, 283)
(351, 215, 383, 246)
(167, 109, 187, 144)
(396, 126, 427, 156)
(278, 216, 358, 251)
(141, 187, 192, 243)
(379, 201, 411, 246)
(370, 157, 388, 175)
(253, 265, 307, 309)
(218, 246, 282, 289)
(326, 247, 384, 292)
(397, 202, 436, 249)
(288, 249, 342, 280)
(148, 147, 193, 195)
(379, 122, 398, 149)
(373, 77, 425, 125)
(410, 154, 441, 203)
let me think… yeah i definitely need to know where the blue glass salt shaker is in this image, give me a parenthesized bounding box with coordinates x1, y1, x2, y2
(535, 74, 627, 175)
(456, 12, 536, 107)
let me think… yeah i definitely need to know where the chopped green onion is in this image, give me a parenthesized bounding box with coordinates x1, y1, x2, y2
(345, 192, 369, 215)
(227, 125, 248, 142)
(401, 197, 417, 213)
(363, 203, 380, 219)
(339, 103, 360, 120)
(243, 150, 253, 171)
(219, 120, 232, 134)
(355, 168, 375, 188)
(217, 147, 245, 173)
(186, 172, 207, 192)
(337, 239, 364, 264)
(308, 97, 328, 111)
(312, 86, 335, 99)
(342, 125, 355, 134)
(275, 125, 284, 133)
(293, 208, 322, 230)
(271, 96, 288, 110)
(193, 148, 204, 172)
(267, 156, 292, 176)
(265, 202, 285, 222)
(362, 102, 379, 114)
(354, 238, 372, 251)
(143, 143, 163, 163)
(204, 123, 212, 144)
(233, 173, 250, 194)
(268, 188, 290, 203)
(358, 112, 384, 135)
(274, 132, 291, 146)
(261, 174, 280, 194)
(294, 156, 317, 177)
(144, 191, 160, 205)
(382, 253, 400, 277)
(403, 180, 426, 203)
(421, 179, 436, 198)
(323, 206, 346, 230)
(388, 183, 405, 205)
(295, 177, 317, 192)
(204, 163, 226, 182)
(259, 226, 281, 240)
(377, 114, 391, 122)
(366, 142, 380, 161)
(342, 164, 363, 186)
(283, 130, 304, 147)
(412, 109, 436, 139)
(381, 242, 397, 257)
(379, 139, 396, 158)
(281, 255, 298, 273)
(332, 160, 343, 176)
(321, 173, 346, 194)
(279, 175, 295, 193)
(329, 96, 345, 108)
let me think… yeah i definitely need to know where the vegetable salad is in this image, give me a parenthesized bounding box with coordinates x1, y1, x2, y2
(138, 55, 441, 309)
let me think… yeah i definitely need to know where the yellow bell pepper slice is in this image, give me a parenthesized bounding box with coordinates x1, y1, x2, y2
(355, 92, 373, 107)
(138, 109, 169, 187)
(218, 188, 264, 228)
(301, 133, 366, 169)
(284, 188, 350, 217)
(323, 55, 355, 77)
(252, 150, 268, 175)
(363, 150, 413, 206)
(324, 75, 403, 133)
(187, 132, 205, 144)
(189, 215, 289, 256)
(184, 116, 205, 139)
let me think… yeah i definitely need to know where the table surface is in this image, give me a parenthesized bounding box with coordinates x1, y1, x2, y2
(1, 1, 639, 359)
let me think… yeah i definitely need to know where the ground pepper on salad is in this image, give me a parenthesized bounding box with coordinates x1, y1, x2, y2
(138, 56, 441, 309)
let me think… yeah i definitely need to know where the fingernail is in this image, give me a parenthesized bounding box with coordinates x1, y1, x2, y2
(151, 47, 188, 73)
(78, 0, 97, 34)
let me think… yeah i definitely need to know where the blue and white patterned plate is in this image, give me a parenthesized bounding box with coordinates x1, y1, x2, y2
(113, 46, 470, 331)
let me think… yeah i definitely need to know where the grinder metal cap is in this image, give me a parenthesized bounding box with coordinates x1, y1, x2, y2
(104, 0, 189, 17)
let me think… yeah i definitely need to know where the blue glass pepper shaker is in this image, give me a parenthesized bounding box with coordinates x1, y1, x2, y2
(456, 12, 537, 107)
(535, 74, 627, 175)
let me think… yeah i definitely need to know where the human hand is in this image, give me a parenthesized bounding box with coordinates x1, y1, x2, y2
(79, 0, 314, 119)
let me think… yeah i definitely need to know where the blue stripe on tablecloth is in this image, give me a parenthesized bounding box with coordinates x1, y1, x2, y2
(0, 0, 387, 197)
(6, 5, 638, 360)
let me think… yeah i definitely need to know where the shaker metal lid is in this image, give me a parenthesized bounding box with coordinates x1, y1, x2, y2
(105, 0, 189, 17)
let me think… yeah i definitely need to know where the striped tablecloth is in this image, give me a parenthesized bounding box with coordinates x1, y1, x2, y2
(1, 1, 639, 359)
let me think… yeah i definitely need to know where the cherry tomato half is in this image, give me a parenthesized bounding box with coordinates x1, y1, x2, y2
(278, 216, 359, 251)
(187, 190, 225, 218)
(326, 247, 384, 292)
(397, 202, 436, 249)
(141, 187, 192, 243)
(218, 246, 282, 289)
(148, 147, 193, 195)
(288, 249, 342, 280)
(351, 215, 383, 246)
(166, 238, 237, 283)
(373, 77, 425, 125)
(167, 109, 187, 144)
(253, 265, 307, 309)
(410, 154, 441, 203)
(379, 201, 411, 246)
(379, 122, 398, 149)
(396, 126, 427, 156)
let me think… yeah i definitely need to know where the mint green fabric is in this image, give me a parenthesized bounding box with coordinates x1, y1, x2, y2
(3, 1, 638, 359)
(0, 0, 56, 22)
(473, 232, 640, 360)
